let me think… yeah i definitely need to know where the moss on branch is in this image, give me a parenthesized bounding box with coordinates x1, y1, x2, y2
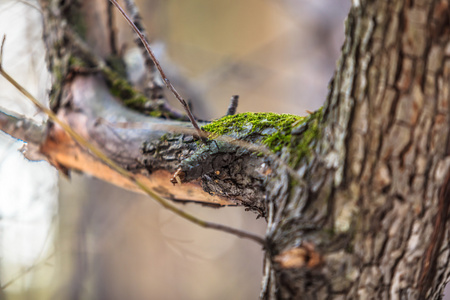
(202, 112, 306, 152)
(201, 108, 323, 162)
(288, 108, 322, 167)
(65, 52, 178, 119)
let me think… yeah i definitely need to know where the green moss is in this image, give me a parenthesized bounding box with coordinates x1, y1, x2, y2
(148, 110, 163, 118)
(202, 112, 306, 152)
(289, 107, 323, 167)
(201, 108, 323, 166)
(68, 56, 88, 69)
(103, 71, 185, 120)
(101, 67, 149, 106)
(109, 77, 135, 100)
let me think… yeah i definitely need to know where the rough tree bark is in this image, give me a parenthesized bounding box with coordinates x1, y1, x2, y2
(1, 0, 450, 299)
(262, 0, 450, 298)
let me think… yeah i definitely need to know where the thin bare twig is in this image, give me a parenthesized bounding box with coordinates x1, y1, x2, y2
(226, 95, 239, 116)
(15, 0, 43, 14)
(1, 215, 57, 290)
(1, 251, 55, 290)
(0, 37, 265, 246)
(109, 0, 206, 142)
(107, 1, 118, 55)
(0, 35, 5, 65)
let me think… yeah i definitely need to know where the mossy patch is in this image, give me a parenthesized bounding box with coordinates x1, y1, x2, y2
(68, 56, 88, 69)
(288, 107, 323, 167)
(201, 112, 306, 152)
(101, 65, 183, 120)
(107, 75, 146, 104)
(201, 108, 323, 166)
(67, 53, 152, 112)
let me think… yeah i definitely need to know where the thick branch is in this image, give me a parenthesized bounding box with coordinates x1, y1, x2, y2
(0, 110, 47, 161)
(0, 110, 46, 145)
(42, 74, 237, 206)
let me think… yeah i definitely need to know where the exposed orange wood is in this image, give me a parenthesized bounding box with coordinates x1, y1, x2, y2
(40, 124, 235, 206)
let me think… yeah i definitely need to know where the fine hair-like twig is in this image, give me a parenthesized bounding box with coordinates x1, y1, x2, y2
(0, 35, 5, 65)
(109, 0, 206, 142)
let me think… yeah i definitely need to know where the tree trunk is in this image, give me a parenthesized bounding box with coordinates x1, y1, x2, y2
(1, 0, 450, 299)
(261, 0, 450, 298)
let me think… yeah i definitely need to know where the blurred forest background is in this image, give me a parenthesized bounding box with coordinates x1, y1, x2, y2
(0, 0, 350, 299)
